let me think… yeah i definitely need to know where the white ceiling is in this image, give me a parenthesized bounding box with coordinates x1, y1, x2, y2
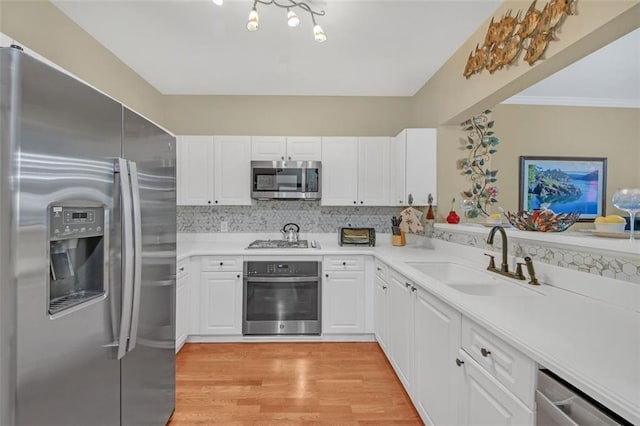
(503, 28, 640, 108)
(52, 0, 502, 96)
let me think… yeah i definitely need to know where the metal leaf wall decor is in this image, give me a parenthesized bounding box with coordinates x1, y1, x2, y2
(463, 0, 577, 78)
(458, 110, 499, 218)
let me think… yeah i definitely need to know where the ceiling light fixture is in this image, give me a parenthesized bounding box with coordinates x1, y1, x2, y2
(211, 0, 224, 5)
(287, 9, 300, 28)
(247, 5, 260, 31)
(246, 0, 326, 42)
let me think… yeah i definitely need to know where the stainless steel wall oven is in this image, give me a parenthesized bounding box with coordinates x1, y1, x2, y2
(243, 261, 321, 335)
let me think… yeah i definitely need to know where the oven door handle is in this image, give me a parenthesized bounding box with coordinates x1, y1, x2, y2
(245, 276, 319, 283)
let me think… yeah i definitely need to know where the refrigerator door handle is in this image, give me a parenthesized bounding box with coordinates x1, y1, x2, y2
(116, 158, 135, 360)
(127, 160, 143, 353)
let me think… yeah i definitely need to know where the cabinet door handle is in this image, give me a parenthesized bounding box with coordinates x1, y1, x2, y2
(178, 267, 185, 272)
(480, 348, 492, 357)
(237, 274, 241, 279)
(376, 267, 382, 271)
(353, 201, 357, 204)
(455, 358, 464, 367)
(360, 201, 363, 204)
(342, 261, 346, 266)
(208, 200, 212, 204)
(382, 286, 387, 290)
(405, 282, 411, 288)
(215, 200, 218, 204)
(288, 156, 291, 160)
(219, 262, 224, 266)
(325, 274, 329, 278)
(281, 156, 285, 160)
(411, 286, 417, 292)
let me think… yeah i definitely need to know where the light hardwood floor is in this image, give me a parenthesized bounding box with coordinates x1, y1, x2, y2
(168, 342, 422, 425)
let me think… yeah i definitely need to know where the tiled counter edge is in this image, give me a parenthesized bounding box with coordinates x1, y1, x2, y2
(433, 223, 640, 285)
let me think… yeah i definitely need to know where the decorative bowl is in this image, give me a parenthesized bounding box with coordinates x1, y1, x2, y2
(505, 210, 580, 232)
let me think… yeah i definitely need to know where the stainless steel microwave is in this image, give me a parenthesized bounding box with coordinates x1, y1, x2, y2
(251, 160, 321, 200)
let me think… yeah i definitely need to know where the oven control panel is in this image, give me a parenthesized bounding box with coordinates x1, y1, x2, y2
(245, 261, 319, 277)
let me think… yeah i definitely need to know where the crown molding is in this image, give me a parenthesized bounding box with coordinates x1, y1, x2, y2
(501, 95, 640, 108)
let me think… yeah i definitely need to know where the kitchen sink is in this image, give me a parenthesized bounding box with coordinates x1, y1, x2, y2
(405, 261, 542, 297)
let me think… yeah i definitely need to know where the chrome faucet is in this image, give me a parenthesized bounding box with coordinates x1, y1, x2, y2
(485, 226, 525, 281)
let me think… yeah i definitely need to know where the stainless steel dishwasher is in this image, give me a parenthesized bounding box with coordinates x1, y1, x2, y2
(536, 369, 632, 425)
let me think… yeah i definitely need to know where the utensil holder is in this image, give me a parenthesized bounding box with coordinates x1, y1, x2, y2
(392, 231, 406, 246)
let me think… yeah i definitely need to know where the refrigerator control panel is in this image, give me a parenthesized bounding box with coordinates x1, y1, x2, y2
(49, 205, 105, 240)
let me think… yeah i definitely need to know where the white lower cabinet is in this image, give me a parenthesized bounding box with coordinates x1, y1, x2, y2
(373, 273, 389, 353)
(413, 287, 462, 425)
(377, 266, 536, 426)
(322, 270, 365, 334)
(199, 271, 243, 335)
(176, 259, 190, 352)
(388, 271, 414, 391)
(457, 350, 534, 425)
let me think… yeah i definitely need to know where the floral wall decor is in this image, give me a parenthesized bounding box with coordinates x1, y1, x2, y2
(463, 0, 578, 78)
(458, 110, 499, 218)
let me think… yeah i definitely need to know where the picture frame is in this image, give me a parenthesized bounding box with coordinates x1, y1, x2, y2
(519, 156, 607, 221)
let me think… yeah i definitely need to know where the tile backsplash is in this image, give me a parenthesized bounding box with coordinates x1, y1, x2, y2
(178, 201, 403, 233)
(433, 227, 640, 284)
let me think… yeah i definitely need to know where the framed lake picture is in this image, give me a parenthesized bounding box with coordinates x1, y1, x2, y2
(519, 156, 607, 221)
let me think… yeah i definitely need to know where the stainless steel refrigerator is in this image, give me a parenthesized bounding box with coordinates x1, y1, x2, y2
(0, 47, 176, 425)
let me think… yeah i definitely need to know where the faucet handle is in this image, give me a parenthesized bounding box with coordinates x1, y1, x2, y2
(484, 253, 496, 270)
(514, 262, 526, 280)
(524, 256, 540, 285)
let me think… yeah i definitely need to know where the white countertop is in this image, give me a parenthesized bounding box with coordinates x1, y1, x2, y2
(178, 233, 640, 424)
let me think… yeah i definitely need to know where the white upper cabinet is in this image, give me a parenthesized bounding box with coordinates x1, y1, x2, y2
(358, 137, 390, 206)
(391, 129, 437, 206)
(286, 137, 322, 161)
(250, 136, 287, 161)
(214, 136, 252, 205)
(321, 136, 390, 206)
(177, 135, 252, 206)
(321, 137, 359, 206)
(251, 136, 321, 161)
(177, 136, 214, 206)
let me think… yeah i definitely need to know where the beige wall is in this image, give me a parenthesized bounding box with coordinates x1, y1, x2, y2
(492, 104, 640, 214)
(412, 1, 640, 126)
(165, 95, 413, 136)
(1, 1, 166, 127)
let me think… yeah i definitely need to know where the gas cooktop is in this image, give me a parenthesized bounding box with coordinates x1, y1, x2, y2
(247, 240, 309, 249)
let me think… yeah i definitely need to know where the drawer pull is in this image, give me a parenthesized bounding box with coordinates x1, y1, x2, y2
(237, 274, 240, 279)
(178, 267, 185, 272)
(455, 358, 464, 367)
(480, 348, 492, 357)
(405, 282, 411, 288)
(411, 286, 417, 292)
(325, 274, 329, 278)
(342, 261, 346, 266)
(382, 285, 387, 290)
(219, 262, 224, 266)
(376, 267, 382, 271)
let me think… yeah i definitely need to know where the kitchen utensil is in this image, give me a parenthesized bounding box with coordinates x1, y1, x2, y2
(281, 223, 300, 242)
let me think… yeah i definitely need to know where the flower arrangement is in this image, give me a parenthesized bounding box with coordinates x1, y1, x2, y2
(459, 109, 500, 218)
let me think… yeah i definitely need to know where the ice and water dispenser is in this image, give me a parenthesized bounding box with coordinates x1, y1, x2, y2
(48, 204, 107, 315)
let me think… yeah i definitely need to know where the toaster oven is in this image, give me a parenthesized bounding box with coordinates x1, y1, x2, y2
(339, 227, 376, 246)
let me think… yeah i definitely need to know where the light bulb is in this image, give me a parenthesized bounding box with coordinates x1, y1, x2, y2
(313, 24, 327, 43)
(211, 0, 223, 5)
(247, 6, 259, 32)
(287, 9, 300, 27)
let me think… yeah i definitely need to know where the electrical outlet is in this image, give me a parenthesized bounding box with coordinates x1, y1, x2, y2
(220, 221, 228, 232)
